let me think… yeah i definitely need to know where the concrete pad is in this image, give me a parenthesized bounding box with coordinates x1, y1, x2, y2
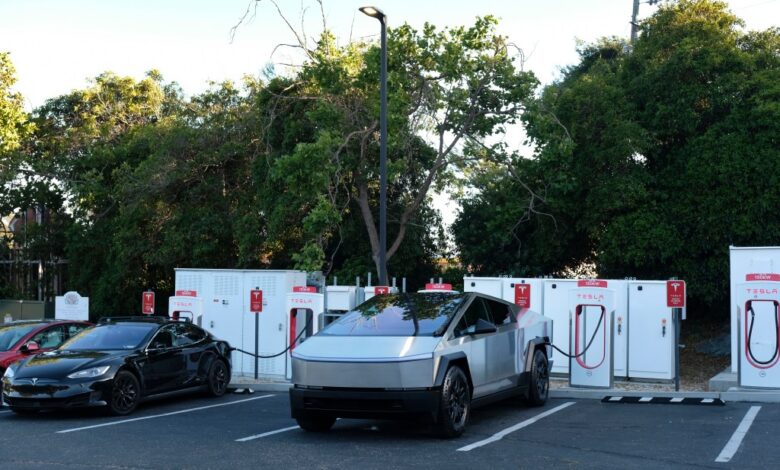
(709, 367, 738, 391)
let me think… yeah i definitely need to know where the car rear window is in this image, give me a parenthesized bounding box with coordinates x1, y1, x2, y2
(319, 293, 465, 337)
(0, 323, 39, 351)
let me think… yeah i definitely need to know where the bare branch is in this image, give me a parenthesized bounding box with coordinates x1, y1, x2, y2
(269, 0, 314, 60)
(230, 0, 260, 43)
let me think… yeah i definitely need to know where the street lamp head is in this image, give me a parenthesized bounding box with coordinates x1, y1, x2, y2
(359, 6, 386, 21)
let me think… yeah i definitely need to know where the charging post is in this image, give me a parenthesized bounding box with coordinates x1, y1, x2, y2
(737, 274, 780, 388)
(667, 279, 686, 391)
(250, 288, 263, 380)
(568, 280, 616, 388)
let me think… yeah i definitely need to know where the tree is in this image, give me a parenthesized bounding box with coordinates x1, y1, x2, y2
(455, 0, 780, 319)
(254, 17, 537, 280)
(0, 52, 28, 157)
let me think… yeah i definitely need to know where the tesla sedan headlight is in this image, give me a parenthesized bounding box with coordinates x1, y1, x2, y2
(3, 366, 14, 379)
(67, 366, 110, 379)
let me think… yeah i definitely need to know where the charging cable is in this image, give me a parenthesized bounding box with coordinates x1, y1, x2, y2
(547, 310, 604, 360)
(232, 320, 310, 359)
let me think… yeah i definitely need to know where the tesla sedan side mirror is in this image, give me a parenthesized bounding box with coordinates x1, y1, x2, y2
(471, 318, 497, 335)
(21, 341, 41, 354)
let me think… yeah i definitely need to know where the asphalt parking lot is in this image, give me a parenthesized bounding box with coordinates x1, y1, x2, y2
(1, 392, 777, 469)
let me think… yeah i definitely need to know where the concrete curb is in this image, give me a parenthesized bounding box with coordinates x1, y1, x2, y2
(551, 387, 780, 403)
(229, 382, 292, 393)
(551, 389, 720, 400)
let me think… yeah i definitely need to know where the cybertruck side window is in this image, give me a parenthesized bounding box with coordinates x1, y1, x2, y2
(484, 299, 514, 326)
(454, 298, 494, 337)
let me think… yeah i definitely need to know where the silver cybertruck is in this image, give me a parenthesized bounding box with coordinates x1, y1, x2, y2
(289, 291, 552, 437)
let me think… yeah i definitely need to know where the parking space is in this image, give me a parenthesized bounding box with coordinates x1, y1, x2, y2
(1, 393, 777, 469)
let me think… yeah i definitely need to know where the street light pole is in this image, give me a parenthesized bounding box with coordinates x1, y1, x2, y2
(359, 6, 388, 286)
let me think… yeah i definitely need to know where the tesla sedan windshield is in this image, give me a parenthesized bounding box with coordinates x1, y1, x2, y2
(319, 293, 465, 337)
(61, 323, 156, 350)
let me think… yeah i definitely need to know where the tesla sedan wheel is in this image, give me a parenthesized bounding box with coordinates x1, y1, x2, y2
(207, 360, 229, 397)
(109, 371, 140, 416)
(526, 349, 549, 406)
(435, 366, 470, 438)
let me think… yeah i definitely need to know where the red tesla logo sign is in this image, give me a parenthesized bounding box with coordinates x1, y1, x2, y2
(514, 284, 531, 308)
(746, 273, 780, 282)
(175, 290, 197, 297)
(141, 291, 155, 315)
(293, 286, 317, 293)
(577, 280, 608, 288)
(666, 281, 686, 307)
(375, 286, 390, 295)
(425, 283, 453, 291)
(250, 289, 263, 313)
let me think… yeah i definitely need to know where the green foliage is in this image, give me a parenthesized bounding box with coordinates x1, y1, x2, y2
(0, 52, 29, 156)
(454, 0, 780, 319)
(5, 15, 535, 309)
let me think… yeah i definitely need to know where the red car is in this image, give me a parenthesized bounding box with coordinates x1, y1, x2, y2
(0, 320, 93, 376)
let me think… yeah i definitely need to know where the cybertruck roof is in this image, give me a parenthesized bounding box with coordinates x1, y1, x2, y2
(318, 292, 466, 337)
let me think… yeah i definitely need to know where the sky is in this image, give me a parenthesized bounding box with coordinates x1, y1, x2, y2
(1, 0, 777, 111)
(1, 0, 778, 223)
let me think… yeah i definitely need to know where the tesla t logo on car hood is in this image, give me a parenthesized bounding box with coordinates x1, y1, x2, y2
(31, 378, 38, 385)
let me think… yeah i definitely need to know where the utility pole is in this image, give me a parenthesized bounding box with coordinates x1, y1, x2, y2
(631, 0, 660, 45)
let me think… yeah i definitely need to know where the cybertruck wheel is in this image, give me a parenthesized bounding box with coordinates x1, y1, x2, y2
(296, 413, 336, 432)
(207, 360, 229, 397)
(108, 371, 140, 416)
(435, 366, 471, 438)
(525, 349, 549, 407)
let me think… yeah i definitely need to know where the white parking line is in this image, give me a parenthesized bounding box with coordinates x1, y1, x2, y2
(56, 395, 274, 434)
(670, 398, 684, 403)
(236, 425, 300, 442)
(457, 402, 576, 452)
(715, 406, 761, 463)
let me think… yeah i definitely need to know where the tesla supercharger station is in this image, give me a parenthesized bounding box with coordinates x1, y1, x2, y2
(174, 268, 307, 378)
(542, 279, 627, 377)
(736, 274, 780, 388)
(285, 287, 324, 380)
(323, 285, 364, 328)
(730, 247, 780, 373)
(364, 285, 399, 301)
(168, 291, 203, 325)
(569, 281, 615, 388)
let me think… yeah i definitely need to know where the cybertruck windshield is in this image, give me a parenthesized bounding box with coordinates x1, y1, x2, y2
(319, 292, 465, 337)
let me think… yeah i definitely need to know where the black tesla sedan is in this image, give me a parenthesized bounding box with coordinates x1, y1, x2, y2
(1, 317, 232, 415)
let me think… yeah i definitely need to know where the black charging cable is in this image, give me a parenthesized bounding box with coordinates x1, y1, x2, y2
(232, 320, 310, 359)
(547, 310, 604, 359)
